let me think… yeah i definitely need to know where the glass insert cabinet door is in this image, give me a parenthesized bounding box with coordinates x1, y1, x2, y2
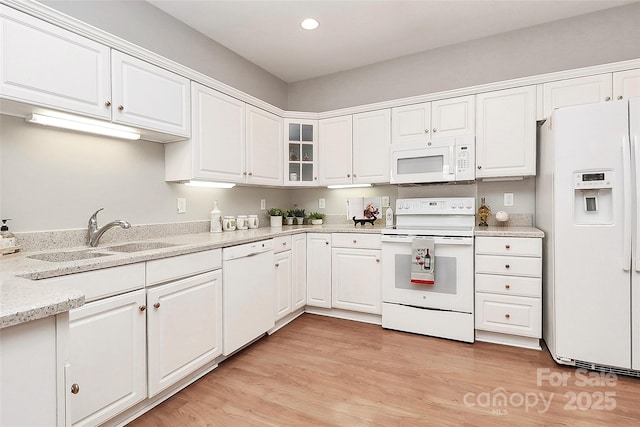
(285, 119, 318, 185)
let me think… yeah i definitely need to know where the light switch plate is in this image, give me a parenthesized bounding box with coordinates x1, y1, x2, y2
(504, 193, 514, 207)
(318, 198, 325, 209)
(177, 198, 187, 214)
(382, 196, 390, 207)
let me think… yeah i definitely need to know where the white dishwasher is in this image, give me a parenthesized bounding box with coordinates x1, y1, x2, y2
(222, 239, 275, 356)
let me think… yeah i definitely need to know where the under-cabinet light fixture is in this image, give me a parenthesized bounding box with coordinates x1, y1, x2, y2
(327, 183, 372, 189)
(184, 180, 236, 189)
(25, 113, 141, 140)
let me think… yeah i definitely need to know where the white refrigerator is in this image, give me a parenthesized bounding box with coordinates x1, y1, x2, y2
(537, 98, 640, 371)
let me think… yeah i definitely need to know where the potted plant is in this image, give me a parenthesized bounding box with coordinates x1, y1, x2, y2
(268, 208, 284, 227)
(285, 210, 295, 226)
(293, 207, 305, 225)
(308, 211, 325, 225)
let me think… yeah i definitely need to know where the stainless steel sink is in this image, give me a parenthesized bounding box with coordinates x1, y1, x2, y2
(27, 250, 114, 263)
(106, 241, 178, 253)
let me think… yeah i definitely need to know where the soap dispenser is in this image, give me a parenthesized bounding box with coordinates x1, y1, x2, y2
(0, 219, 17, 252)
(210, 201, 222, 233)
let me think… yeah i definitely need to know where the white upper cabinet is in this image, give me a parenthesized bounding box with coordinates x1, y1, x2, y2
(613, 69, 640, 101)
(319, 115, 353, 186)
(542, 73, 612, 118)
(0, 5, 111, 119)
(476, 86, 537, 178)
(284, 119, 319, 186)
(246, 105, 283, 185)
(391, 95, 474, 143)
(431, 96, 475, 138)
(111, 51, 190, 138)
(391, 102, 431, 143)
(352, 109, 391, 184)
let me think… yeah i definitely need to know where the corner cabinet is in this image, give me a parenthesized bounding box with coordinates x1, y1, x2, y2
(284, 119, 318, 185)
(475, 86, 537, 178)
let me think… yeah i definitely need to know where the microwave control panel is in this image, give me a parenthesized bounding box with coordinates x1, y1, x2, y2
(455, 142, 475, 181)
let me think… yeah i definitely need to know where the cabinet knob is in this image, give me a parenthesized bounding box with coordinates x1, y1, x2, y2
(505, 284, 511, 289)
(376, 258, 380, 263)
(353, 240, 357, 243)
(248, 172, 253, 176)
(505, 245, 510, 249)
(433, 128, 437, 133)
(243, 171, 247, 175)
(505, 314, 511, 319)
(282, 242, 287, 246)
(139, 305, 146, 312)
(118, 105, 125, 111)
(104, 100, 111, 107)
(314, 177, 317, 180)
(153, 302, 160, 309)
(424, 129, 429, 134)
(71, 383, 80, 394)
(347, 174, 351, 178)
(617, 95, 623, 100)
(275, 263, 279, 267)
(325, 241, 329, 245)
(505, 264, 510, 269)
(605, 96, 611, 101)
(353, 174, 357, 177)
(477, 165, 482, 169)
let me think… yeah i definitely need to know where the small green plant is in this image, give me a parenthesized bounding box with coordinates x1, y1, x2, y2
(285, 210, 295, 217)
(292, 208, 305, 218)
(308, 211, 325, 220)
(268, 208, 284, 216)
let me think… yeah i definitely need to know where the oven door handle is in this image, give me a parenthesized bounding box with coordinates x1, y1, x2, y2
(381, 235, 473, 245)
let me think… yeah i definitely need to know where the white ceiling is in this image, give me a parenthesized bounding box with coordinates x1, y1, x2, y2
(147, 0, 636, 83)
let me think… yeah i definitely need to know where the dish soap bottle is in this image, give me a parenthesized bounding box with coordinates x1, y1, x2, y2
(1, 219, 17, 252)
(210, 201, 222, 233)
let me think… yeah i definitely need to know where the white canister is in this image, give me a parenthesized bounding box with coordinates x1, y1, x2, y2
(236, 215, 248, 230)
(222, 216, 236, 231)
(248, 215, 259, 229)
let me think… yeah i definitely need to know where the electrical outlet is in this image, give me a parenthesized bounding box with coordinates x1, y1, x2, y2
(382, 196, 390, 207)
(260, 199, 266, 210)
(504, 193, 514, 207)
(319, 198, 325, 209)
(177, 198, 187, 214)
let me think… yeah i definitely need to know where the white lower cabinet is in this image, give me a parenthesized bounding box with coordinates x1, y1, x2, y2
(67, 289, 147, 427)
(146, 269, 222, 398)
(331, 233, 382, 314)
(475, 236, 542, 350)
(306, 233, 332, 308)
(291, 234, 307, 310)
(274, 234, 308, 320)
(275, 245, 293, 320)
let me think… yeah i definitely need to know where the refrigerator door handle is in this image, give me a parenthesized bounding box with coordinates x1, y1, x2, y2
(633, 135, 640, 273)
(623, 135, 632, 272)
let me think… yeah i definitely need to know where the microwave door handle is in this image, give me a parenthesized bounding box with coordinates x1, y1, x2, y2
(449, 145, 455, 175)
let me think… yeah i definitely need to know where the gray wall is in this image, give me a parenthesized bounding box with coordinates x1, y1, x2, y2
(0, 115, 290, 232)
(288, 3, 640, 111)
(41, 0, 289, 110)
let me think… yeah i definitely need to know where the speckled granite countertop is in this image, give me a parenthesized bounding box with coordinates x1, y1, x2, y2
(1, 224, 384, 329)
(474, 226, 544, 238)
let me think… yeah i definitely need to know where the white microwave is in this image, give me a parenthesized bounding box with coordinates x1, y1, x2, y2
(390, 135, 475, 184)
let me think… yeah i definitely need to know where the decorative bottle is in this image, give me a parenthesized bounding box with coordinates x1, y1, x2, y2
(478, 197, 490, 227)
(210, 201, 222, 233)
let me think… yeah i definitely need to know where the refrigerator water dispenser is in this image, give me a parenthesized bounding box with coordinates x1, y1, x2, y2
(573, 170, 613, 225)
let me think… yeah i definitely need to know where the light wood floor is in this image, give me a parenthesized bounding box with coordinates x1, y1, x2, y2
(128, 314, 640, 426)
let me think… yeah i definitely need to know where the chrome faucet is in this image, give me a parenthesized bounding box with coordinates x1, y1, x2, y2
(87, 208, 131, 247)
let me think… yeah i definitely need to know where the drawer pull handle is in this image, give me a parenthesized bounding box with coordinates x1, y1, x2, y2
(505, 264, 510, 269)
(71, 383, 80, 394)
(505, 314, 511, 319)
(505, 284, 511, 289)
(505, 245, 510, 249)
(153, 303, 160, 309)
(139, 305, 146, 312)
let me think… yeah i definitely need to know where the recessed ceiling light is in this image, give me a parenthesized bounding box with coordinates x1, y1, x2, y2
(300, 18, 319, 30)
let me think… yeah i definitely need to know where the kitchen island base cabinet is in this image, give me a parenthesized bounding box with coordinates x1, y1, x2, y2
(67, 289, 147, 427)
(146, 270, 222, 398)
(1, 315, 66, 427)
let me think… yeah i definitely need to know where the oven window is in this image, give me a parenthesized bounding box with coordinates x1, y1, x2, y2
(397, 155, 443, 175)
(394, 254, 457, 294)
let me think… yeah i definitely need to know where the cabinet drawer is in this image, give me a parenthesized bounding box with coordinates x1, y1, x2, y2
(331, 233, 381, 249)
(475, 237, 541, 257)
(475, 293, 541, 338)
(146, 249, 222, 285)
(475, 255, 541, 277)
(475, 274, 541, 297)
(273, 235, 292, 253)
(41, 263, 145, 303)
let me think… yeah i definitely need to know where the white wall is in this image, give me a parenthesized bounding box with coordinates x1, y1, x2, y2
(0, 115, 290, 232)
(41, 0, 289, 110)
(288, 3, 640, 111)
